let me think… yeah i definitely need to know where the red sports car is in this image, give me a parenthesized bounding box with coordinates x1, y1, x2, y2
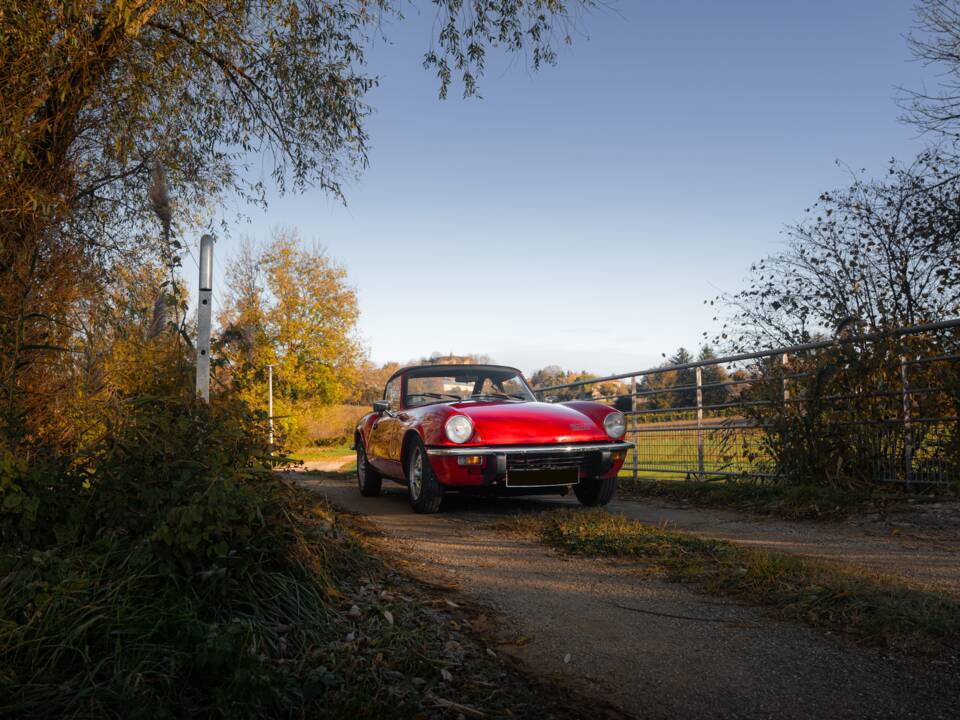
(353, 364, 633, 513)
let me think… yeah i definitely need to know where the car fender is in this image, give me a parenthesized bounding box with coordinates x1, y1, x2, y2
(355, 413, 378, 449)
(561, 400, 624, 430)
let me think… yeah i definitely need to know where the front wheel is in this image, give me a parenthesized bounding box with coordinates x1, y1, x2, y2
(407, 441, 443, 514)
(574, 476, 617, 507)
(357, 442, 382, 497)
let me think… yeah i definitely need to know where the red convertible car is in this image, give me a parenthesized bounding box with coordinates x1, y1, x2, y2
(353, 364, 633, 513)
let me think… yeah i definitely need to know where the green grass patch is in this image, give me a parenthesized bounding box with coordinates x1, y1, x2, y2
(622, 420, 773, 480)
(501, 509, 960, 655)
(290, 444, 353, 462)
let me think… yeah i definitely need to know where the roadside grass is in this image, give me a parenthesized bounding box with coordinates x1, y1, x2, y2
(618, 478, 905, 520)
(290, 443, 353, 462)
(499, 509, 960, 656)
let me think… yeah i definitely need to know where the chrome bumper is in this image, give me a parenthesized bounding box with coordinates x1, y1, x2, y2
(426, 441, 633, 457)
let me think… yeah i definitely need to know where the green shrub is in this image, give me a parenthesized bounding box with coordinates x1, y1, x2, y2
(738, 334, 960, 488)
(0, 391, 348, 718)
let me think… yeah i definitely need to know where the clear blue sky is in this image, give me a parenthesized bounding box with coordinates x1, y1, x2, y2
(199, 0, 933, 376)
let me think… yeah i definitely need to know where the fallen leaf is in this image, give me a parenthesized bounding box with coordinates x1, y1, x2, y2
(383, 610, 394, 626)
(441, 668, 453, 683)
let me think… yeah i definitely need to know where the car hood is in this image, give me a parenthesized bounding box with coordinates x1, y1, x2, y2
(448, 401, 610, 445)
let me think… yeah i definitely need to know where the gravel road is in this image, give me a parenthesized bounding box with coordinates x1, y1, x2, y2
(294, 470, 959, 720)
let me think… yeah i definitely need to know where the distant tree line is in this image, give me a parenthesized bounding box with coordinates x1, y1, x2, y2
(527, 346, 745, 414)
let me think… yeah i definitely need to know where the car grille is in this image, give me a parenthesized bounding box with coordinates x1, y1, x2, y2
(506, 452, 587, 472)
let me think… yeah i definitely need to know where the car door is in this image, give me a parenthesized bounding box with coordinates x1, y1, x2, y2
(368, 376, 404, 477)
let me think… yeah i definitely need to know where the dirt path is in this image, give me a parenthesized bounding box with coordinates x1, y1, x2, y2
(295, 471, 959, 720)
(298, 458, 960, 594)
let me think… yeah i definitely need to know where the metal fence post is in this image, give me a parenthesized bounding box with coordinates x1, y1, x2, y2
(781, 353, 789, 403)
(695, 366, 704, 480)
(901, 355, 913, 491)
(195, 234, 214, 402)
(267, 364, 275, 447)
(779, 354, 789, 481)
(631, 374, 638, 481)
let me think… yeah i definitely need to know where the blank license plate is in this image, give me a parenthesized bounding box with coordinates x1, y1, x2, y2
(505, 467, 579, 488)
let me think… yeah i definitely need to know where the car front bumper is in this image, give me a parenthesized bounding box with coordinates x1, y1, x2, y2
(425, 441, 634, 488)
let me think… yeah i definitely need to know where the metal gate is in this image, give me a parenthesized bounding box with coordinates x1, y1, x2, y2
(533, 319, 960, 487)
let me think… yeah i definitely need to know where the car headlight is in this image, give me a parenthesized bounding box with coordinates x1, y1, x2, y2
(603, 411, 626, 439)
(444, 414, 474, 444)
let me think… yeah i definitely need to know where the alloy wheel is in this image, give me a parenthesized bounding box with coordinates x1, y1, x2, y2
(356, 446, 365, 489)
(409, 449, 423, 501)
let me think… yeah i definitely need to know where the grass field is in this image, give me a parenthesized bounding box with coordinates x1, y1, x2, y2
(619, 418, 772, 481)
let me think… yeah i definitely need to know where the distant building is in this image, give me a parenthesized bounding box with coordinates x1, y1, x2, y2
(428, 354, 478, 366)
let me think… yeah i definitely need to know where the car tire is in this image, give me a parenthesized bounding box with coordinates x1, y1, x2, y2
(406, 440, 443, 514)
(357, 441, 382, 497)
(574, 476, 617, 507)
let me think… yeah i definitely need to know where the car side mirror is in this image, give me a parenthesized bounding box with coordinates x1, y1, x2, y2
(373, 400, 390, 414)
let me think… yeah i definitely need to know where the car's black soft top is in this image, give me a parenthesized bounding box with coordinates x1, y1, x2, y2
(385, 363, 524, 386)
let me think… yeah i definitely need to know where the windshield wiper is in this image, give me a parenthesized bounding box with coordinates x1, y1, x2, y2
(417, 392, 462, 401)
(470, 393, 527, 401)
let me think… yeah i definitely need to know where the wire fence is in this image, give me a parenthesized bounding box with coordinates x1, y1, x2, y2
(533, 319, 960, 488)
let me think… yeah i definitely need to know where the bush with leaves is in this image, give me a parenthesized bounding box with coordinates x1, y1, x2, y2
(735, 332, 959, 487)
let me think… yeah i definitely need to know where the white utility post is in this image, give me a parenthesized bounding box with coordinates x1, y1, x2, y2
(267, 364, 274, 446)
(196, 234, 214, 402)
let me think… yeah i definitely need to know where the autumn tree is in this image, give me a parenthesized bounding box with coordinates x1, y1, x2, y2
(0, 0, 595, 445)
(528, 365, 568, 389)
(349, 360, 403, 405)
(219, 229, 361, 410)
(528, 367, 576, 399)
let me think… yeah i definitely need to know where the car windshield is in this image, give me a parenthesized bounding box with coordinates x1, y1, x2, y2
(404, 367, 535, 408)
